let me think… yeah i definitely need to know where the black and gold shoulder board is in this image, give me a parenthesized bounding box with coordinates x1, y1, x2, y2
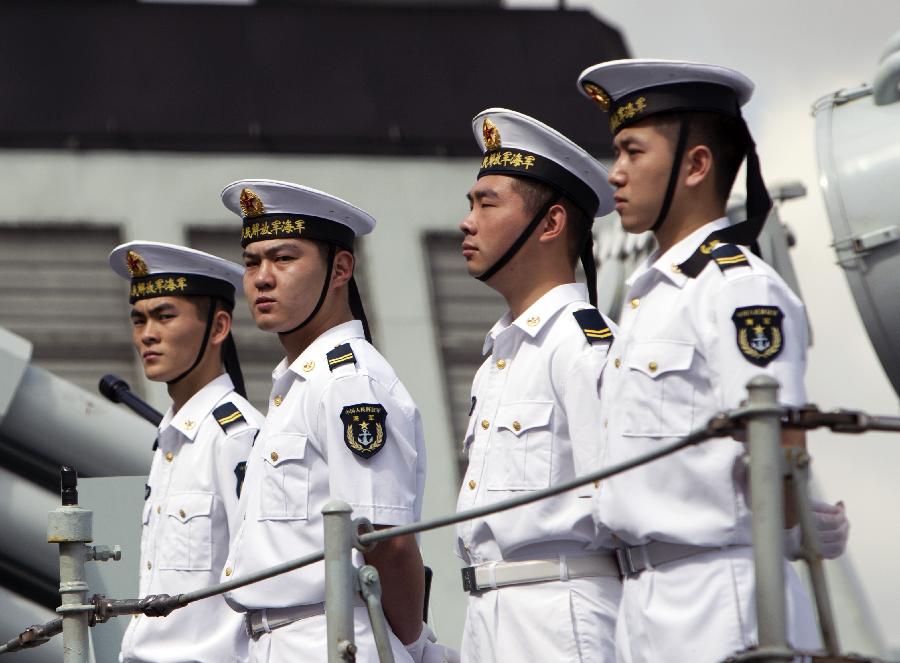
(711, 244, 749, 272)
(213, 402, 247, 433)
(327, 343, 357, 371)
(573, 309, 613, 345)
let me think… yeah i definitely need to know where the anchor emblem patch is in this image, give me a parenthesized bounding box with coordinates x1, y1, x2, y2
(732, 306, 785, 367)
(340, 403, 388, 459)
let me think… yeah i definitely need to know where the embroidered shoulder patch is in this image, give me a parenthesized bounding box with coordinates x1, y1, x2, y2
(572, 309, 613, 344)
(234, 461, 247, 499)
(732, 306, 785, 366)
(213, 402, 247, 433)
(711, 244, 749, 272)
(340, 403, 387, 459)
(327, 343, 357, 371)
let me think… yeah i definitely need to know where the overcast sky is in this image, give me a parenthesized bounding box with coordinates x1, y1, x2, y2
(507, 0, 900, 653)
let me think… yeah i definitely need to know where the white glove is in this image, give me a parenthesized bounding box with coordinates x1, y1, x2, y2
(404, 623, 461, 663)
(784, 500, 849, 560)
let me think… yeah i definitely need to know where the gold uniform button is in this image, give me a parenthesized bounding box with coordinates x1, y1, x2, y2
(165, 451, 174, 462)
(593, 480, 600, 489)
(526, 316, 540, 327)
(183, 420, 195, 430)
(512, 421, 522, 432)
(156, 505, 161, 514)
(224, 567, 233, 577)
(630, 297, 640, 309)
(614, 358, 621, 369)
(496, 359, 506, 370)
(481, 419, 489, 430)
(303, 361, 315, 372)
(270, 451, 279, 462)
(178, 509, 186, 519)
(648, 361, 658, 373)
(274, 395, 283, 407)
(147, 561, 152, 570)
(468, 479, 477, 490)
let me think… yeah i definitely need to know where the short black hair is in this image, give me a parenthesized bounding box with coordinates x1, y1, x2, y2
(508, 177, 591, 264)
(647, 111, 748, 203)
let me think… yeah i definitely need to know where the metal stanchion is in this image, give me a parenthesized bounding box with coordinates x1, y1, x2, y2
(745, 376, 792, 663)
(324, 501, 357, 662)
(47, 467, 93, 663)
(788, 448, 841, 655)
(358, 566, 396, 663)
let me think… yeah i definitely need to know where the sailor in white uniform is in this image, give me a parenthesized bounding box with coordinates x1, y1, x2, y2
(455, 109, 621, 662)
(219, 181, 454, 663)
(576, 59, 827, 662)
(110, 241, 262, 663)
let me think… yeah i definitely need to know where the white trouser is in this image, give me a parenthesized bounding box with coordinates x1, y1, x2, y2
(461, 575, 621, 663)
(615, 546, 820, 663)
(248, 605, 413, 663)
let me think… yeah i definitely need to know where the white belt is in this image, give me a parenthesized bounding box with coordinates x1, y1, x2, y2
(461, 554, 619, 594)
(615, 541, 738, 578)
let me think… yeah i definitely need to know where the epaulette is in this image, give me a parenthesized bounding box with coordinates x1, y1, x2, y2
(572, 309, 614, 345)
(677, 236, 749, 278)
(213, 402, 247, 433)
(327, 343, 357, 371)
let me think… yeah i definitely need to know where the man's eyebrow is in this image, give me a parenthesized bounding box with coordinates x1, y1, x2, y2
(146, 302, 176, 316)
(467, 188, 499, 202)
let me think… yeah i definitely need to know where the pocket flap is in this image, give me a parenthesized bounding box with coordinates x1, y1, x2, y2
(496, 401, 554, 436)
(262, 432, 309, 467)
(625, 340, 695, 378)
(166, 492, 213, 523)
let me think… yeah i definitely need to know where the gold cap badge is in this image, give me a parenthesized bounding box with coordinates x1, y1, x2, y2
(582, 82, 612, 111)
(482, 118, 501, 151)
(126, 250, 149, 277)
(239, 188, 265, 218)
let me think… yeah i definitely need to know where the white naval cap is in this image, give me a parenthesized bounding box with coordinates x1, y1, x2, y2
(473, 107, 615, 218)
(577, 59, 754, 134)
(221, 179, 375, 250)
(109, 240, 243, 304)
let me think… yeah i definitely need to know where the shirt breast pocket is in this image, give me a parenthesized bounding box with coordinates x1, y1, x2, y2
(158, 492, 214, 572)
(622, 340, 696, 438)
(259, 432, 310, 521)
(486, 400, 554, 491)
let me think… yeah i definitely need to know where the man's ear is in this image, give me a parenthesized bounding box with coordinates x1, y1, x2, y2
(538, 202, 568, 244)
(683, 144, 714, 190)
(209, 308, 232, 348)
(331, 249, 355, 289)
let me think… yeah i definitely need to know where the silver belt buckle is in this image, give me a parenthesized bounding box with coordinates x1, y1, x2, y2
(615, 546, 638, 578)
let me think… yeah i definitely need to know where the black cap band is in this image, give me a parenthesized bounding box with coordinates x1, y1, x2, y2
(609, 82, 740, 134)
(129, 273, 235, 304)
(478, 149, 600, 218)
(241, 213, 355, 251)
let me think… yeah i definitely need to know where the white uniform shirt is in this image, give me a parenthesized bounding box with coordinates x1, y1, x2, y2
(120, 373, 262, 663)
(223, 320, 426, 610)
(596, 217, 809, 547)
(455, 283, 616, 565)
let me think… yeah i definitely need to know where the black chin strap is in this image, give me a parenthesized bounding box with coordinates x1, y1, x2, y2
(652, 117, 692, 234)
(476, 193, 562, 283)
(278, 244, 336, 337)
(716, 126, 772, 247)
(167, 296, 217, 387)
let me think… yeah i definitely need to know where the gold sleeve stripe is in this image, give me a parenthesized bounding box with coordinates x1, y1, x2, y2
(584, 329, 613, 337)
(328, 352, 355, 365)
(217, 411, 243, 426)
(716, 255, 748, 265)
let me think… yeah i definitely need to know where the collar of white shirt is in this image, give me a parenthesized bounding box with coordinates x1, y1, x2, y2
(271, 319, 367, 383)
(482, 282, 589, 355)
(626, 216, 733, 289)
(158, 372, 236, 441)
